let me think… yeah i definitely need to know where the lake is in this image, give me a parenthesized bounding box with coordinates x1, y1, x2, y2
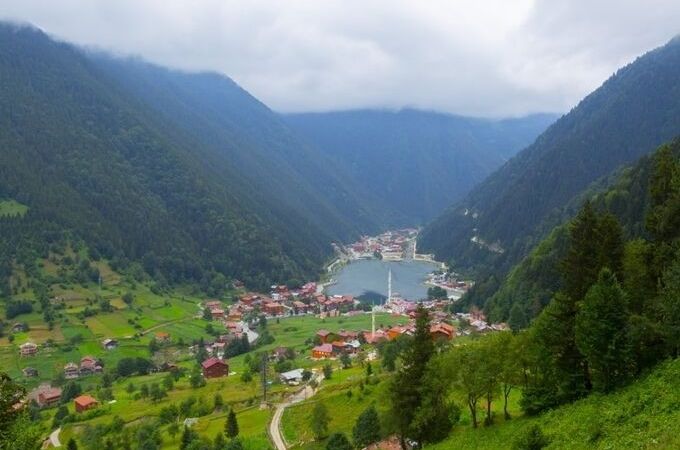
(326, 259, 439, 302)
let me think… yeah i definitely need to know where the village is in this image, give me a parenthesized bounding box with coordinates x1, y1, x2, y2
(6, 230, 500, 449)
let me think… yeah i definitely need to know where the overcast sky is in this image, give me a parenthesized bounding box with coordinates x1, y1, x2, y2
(1, 1, 679, 117)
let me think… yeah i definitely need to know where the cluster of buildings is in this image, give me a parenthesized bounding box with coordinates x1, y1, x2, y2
(310, 318, 456, 360)
(30, 384, 99, 413)
(343, 229, 418, 261)
(203, 288, 358, 329)
(63, 356, 103, 379)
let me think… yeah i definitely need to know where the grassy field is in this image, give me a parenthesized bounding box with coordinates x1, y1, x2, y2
(0, 198, 28, 216)
(281, 365, 391, 450)
(426, 359, 680, 449)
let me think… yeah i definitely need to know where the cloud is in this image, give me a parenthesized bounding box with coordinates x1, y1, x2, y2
(1, 0, 678, 116)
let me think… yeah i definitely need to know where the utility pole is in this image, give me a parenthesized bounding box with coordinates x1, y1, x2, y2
(261, 353, 268, 405)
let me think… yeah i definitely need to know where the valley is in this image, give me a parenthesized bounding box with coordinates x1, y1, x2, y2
(0, 9, 679, 450)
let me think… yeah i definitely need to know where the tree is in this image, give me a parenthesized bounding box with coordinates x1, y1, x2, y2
(326, 432, 352, 450)
(213, 393, 224, 411)
(213, 433, 225, 450)
(340, 353, 351, 369)
(140, 384, 150, 398)
(225, 408, 239, 438)
(561, 201, 601, 302)
(163, 373, 175, 391)
(660, 256, 680, 356)
(1, 373, 40, 449)
(180, 426, 199, 450)
(322, 363, 333, 380)
(576, 269, 632, 392)
(531, 292, 589, 405)
(449, 343, 486, 428)
(224, 438, 244, 450)
(513, 424, 550, 450)
(352, 406, 381, 448)
(387, 304, 435, 446)
(427, 286, 447, 300)
(365, 362, 373, 378)
(508, 303, 528, 333)
(61, 381, 82, 403)
(310, 401, 330, 440)
(67, 438, 79, 450)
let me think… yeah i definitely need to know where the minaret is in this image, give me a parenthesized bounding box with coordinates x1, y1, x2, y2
(387, 267, 392, 304)
(371, 299, 375, 337)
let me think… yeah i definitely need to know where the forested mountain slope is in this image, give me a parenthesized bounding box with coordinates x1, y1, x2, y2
(420, 35, 680, 271)
(0, 23, 378, 291)
(284, 109, 556, 224)
(466, 139, 679, 324)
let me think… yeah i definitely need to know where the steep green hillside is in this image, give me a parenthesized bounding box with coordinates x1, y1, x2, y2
(427, 358, 680, 449)
(0, 23, 380, 293)
(285, 109, 556, 224)
(420, 36, 680, 272)
(466, 139, 678, 323)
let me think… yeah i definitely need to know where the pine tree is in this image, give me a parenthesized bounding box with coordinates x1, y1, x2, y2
(529, 292, 589, 407)
(325, 432, 352, 450)
(387, 304, 434, 445)
(561, 201, 601, 302)
(224, 408, 239, 438)
(575, 269, 633, 391)
(352, 406, 381, 448)
(67, 438, 78, 450)
(310, 401, 330, 440)
(659, 257, 680, 357)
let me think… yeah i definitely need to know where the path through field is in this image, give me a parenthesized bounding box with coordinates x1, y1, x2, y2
(269, 373, 324, 450)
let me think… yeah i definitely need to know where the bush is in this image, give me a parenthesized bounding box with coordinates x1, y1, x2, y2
(513, 425, 550, 450)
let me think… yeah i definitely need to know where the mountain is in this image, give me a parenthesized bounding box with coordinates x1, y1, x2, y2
(284, 109, 557, 224)
(420, 36, 680, 271)
(469, 139, 678, 323)
(0, 23, 384, 291)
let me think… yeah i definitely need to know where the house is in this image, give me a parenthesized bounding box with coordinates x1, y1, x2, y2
(280, 368, 305, 385)
(79, 356, 102, 375)
(155, 332, 170, 343)
(227, 309, 243, 321)
(331, 341, 347, 355)
(19, 342, 38, 356)
(22, 367, 38, 378)
(11, 323, 26, 333)
(74, 395, 98, 413)
(430, 323, 455, 341)
(201, 358, 228, 378)
(337, 330, 358, 341)
(292, 301, 309, 314)
(312, 343, 333, 359)
(386, 326, 406, 340)
(210, 308, 225, 319)
(37, 387, 62, 407)
(101, 338, 118, 350)
(64, 362, 79, 379)
(205, 300, 222, 310)
(183, 417, 199, 427)
(270, 346, 291, 361)
(262, 302, 285, 316)
(315, 329, 335, 344)
(362, 330, 387, 345)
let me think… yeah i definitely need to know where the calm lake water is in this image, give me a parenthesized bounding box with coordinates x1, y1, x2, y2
(326, 259, 438, 301)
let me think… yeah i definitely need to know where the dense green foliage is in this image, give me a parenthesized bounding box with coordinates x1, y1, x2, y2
(465, 140, 680, 323)
(0, 23, 386, 295)
(421, 36, 680, 276)
(427, 358, 680, 449)
(285, 109, 555, 224)
(406, 141, 680, 447)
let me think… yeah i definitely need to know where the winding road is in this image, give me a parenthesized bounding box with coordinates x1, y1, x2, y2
(269, 374, 324, 450)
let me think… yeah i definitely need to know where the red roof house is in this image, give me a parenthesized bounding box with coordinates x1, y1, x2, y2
(74, 395, 98, 413)
(201, 358, 229, 378)
(312, 343, 334, 359)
